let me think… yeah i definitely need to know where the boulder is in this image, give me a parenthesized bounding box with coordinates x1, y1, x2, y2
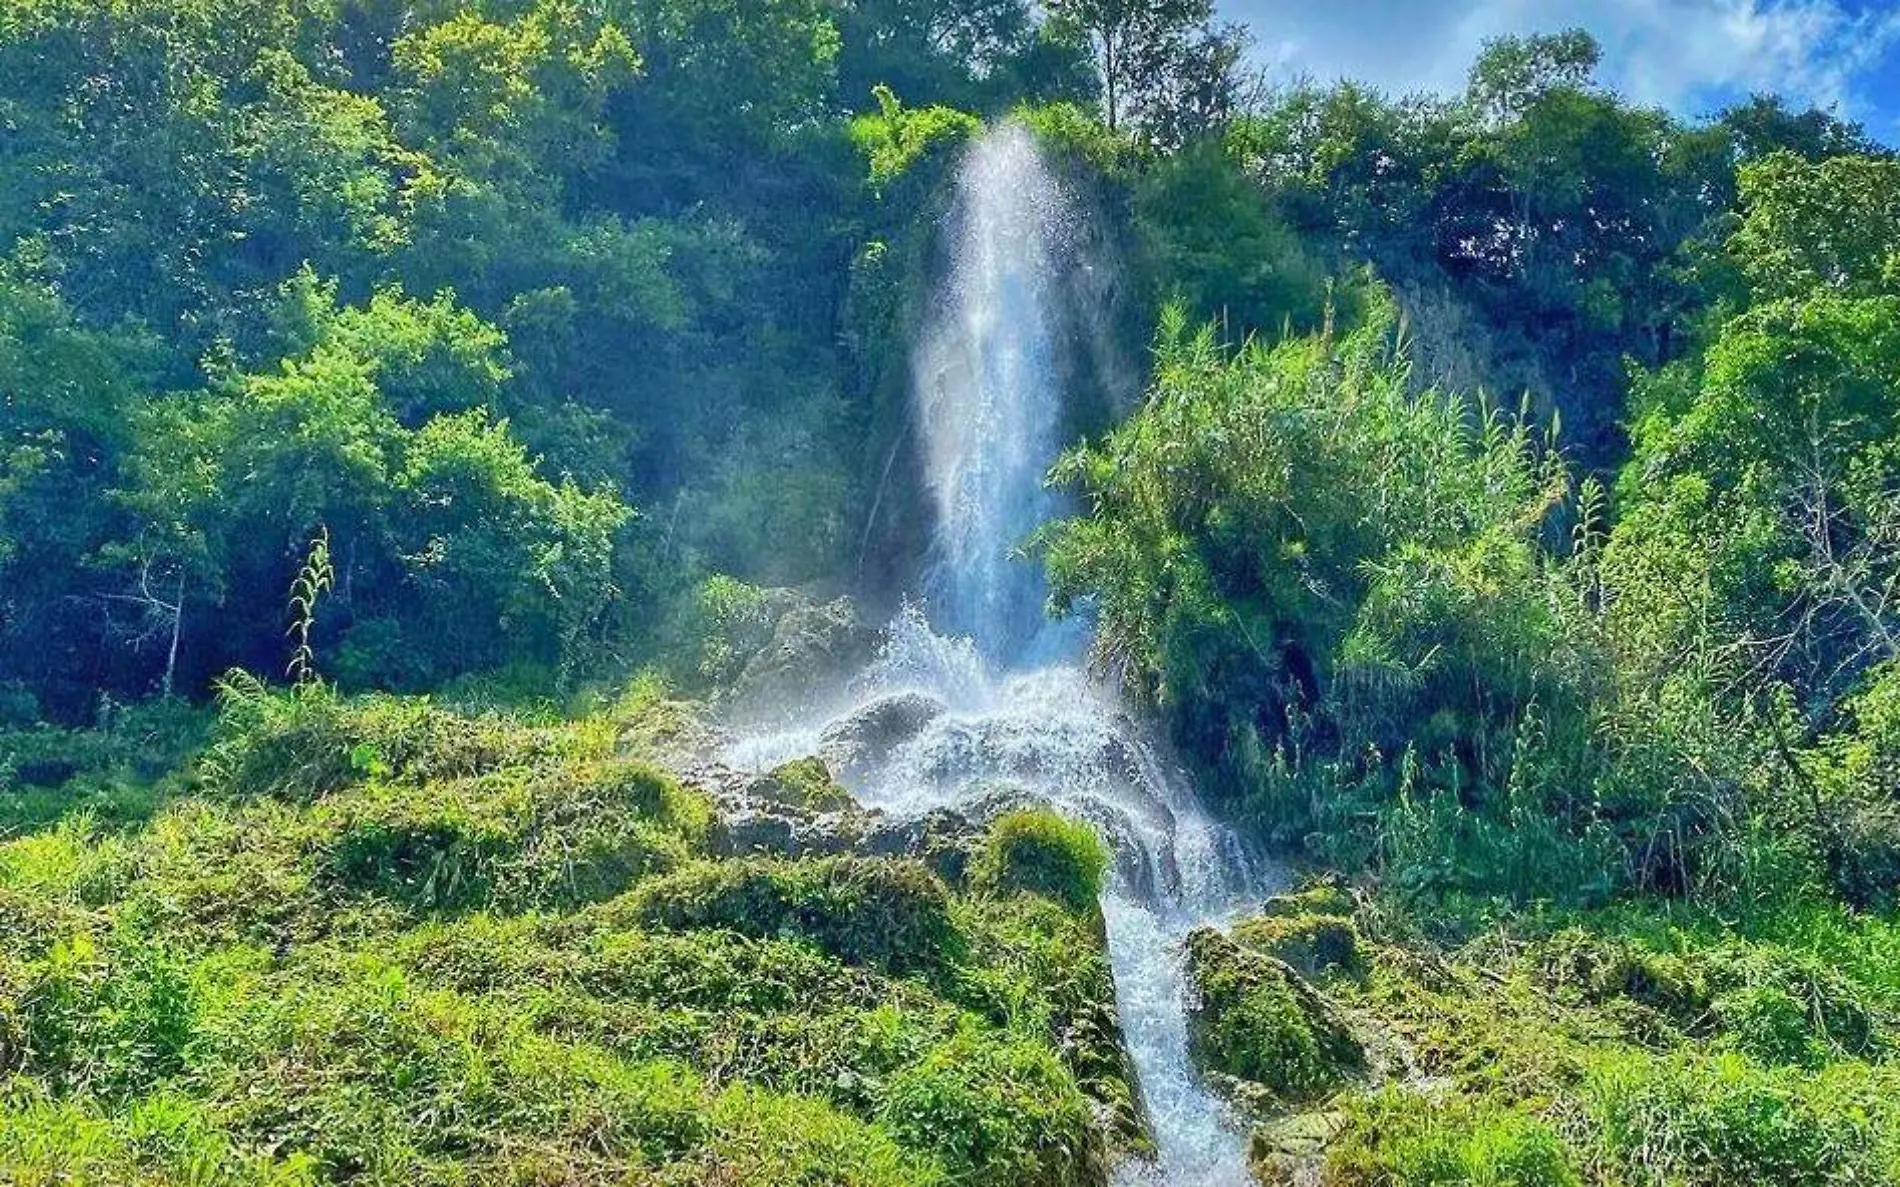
(815, 691, 946, 782)
(1250, 1110, 1346, 1186)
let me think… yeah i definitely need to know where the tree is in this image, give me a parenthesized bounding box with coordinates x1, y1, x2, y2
(1729, 153, 1900, 302)
(1606, 154, 1900, 706)
(834, 0, 1091, 111)
(1465, 28, 1600, 127)
(1045, 292, 1589, 844)
(1046, 0, 1244, 140)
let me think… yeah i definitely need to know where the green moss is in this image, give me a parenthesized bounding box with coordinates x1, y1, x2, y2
(760, 756, 858, 813)
(1232, 912, 1361, 980)
(1259, 877, 1356, 921)
(971, 809, 1108, 914)
(1186, 928, 1363, 1103)
(626, 856, 962, 974)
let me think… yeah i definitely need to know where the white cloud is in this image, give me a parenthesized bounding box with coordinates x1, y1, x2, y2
(1221, 0, 1900, 119)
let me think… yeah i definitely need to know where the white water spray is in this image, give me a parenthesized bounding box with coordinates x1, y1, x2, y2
(732, 124, 1268, 1184)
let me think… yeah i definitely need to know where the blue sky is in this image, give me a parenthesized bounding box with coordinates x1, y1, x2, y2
(1219, 0, 1900, 139)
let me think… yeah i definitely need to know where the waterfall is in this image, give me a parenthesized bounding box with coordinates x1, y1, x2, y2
(913, 124, 1069, 663)
(730, 122, 1269, 1185)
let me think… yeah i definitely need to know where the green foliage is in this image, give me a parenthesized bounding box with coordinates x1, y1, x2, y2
(850, 87, 982, 189)
(1130, 137, 1351, 336)
(1046, 292, 1598, 895)
(970, 809, 1108, 913)
(1597, 150, 1900, 895)
(879, 1032, 1101, 1186)
(0, 690, 1139, 1183)
(1730, 153, 1900, 301)
(285, 527, 333, 687)
(1582, 1050, 1900, 1186)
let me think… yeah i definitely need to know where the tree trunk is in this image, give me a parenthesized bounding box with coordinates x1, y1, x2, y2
(163, 574, 183, 698)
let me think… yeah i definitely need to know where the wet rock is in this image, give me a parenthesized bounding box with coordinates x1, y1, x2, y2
(753, 756, 856, 813)
(680, 757, 996, 883)
(815, 691, 946, 782)
(1250, 1110, 1345, 1186)
(1185, 928, 1364, 1106)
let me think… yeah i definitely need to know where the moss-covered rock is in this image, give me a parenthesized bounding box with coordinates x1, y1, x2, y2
(1186, 927, 1364, 1104)
(970, 809, 1108, 914)
(1233, 912, 1360, 980)
(757, 756, 858, 813)
(626, 855, 962, 974)
(879, 1031, 1104, 1187)
(1250, 1109, 1345, 1186)
(1258, 877, 1356, 921)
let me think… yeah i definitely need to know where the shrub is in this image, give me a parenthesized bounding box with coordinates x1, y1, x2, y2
(1582, 1049, 1893, 1186)
(1533, 930, 1885, 1062)
(970, 810, 1108, 913)
(203, 678, 604, 803)
(317, 759, 708, 913)
(14, 932, 203, 1101)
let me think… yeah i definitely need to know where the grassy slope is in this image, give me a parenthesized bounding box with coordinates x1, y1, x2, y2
(1216, 886, 1900, 1185)
(0, 684, 1133, 1186)
(8, 686, 1900, 1186)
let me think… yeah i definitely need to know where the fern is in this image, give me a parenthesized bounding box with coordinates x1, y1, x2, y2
(286, 526, 334, 687)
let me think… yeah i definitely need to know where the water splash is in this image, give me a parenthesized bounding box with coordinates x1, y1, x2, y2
(728, 122, 1268, 1184)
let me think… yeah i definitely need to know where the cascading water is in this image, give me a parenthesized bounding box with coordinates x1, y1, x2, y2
(731, 123, 1270, 1184)
(912, 124, 1070, 663)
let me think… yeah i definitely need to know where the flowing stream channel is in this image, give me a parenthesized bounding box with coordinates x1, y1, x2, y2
(729, 123, 1272, 1185)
